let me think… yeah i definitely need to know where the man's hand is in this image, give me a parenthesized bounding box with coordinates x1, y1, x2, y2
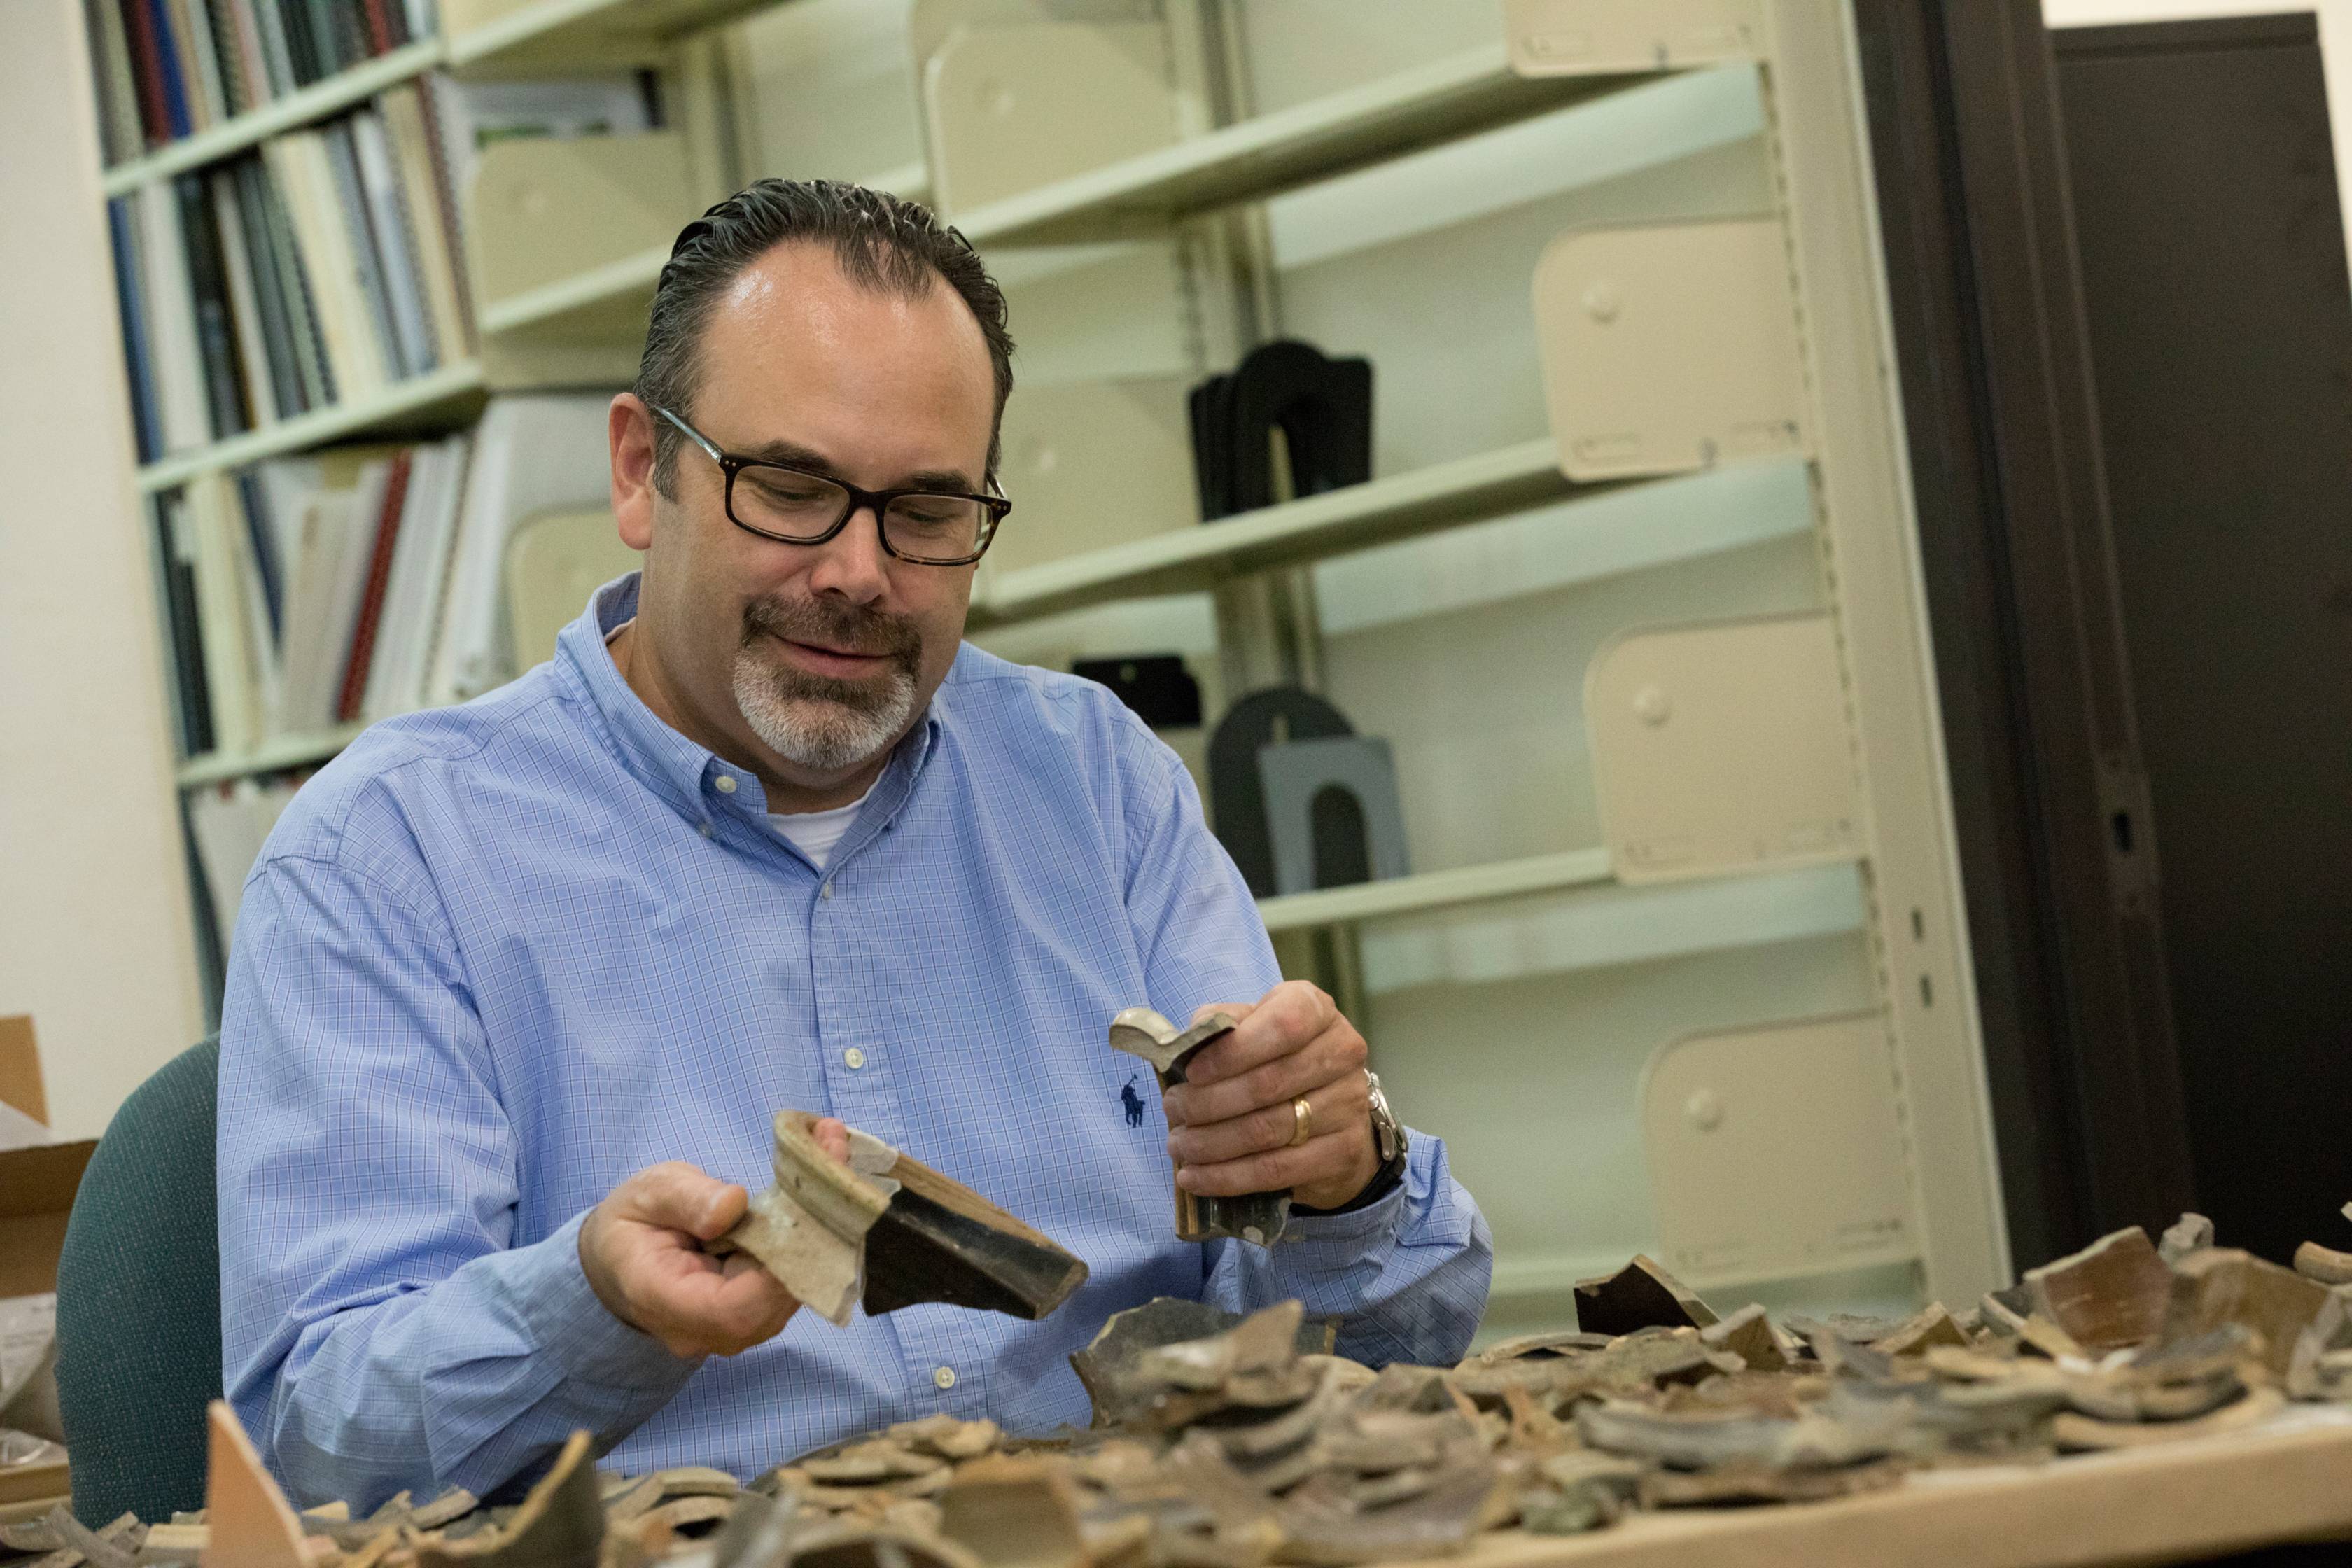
(578, 1119, 850, 1357)
(1161, 982, 1380, 1212)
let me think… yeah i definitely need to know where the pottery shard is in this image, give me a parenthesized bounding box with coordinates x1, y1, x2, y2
(2024, 1226, 2173, 1352)
(2295, 1242, 2352, 1287)
(2159, 1212, 2216, 1266)
(1110, 1007, 1292, 1247)
(2164, 1248, 2332, 1378)
(721, 1110, 1088, 1329)
(419, 1430, 603, 1568)
(1700, 1304, 1787, 1373)
(1572, 1256, 1720, 1336)
(1870, 1303, 1970, 1359)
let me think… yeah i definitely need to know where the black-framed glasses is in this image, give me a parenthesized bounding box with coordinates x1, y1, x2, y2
(654, 405, 1012, 566)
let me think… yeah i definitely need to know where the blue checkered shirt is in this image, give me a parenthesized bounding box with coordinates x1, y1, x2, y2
(218, 573, 1491, 1510)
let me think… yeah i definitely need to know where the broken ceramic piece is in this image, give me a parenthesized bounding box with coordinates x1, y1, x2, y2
(1700, 1304, 1788, 1373)
(2163, 1248, 2330, 1378)
(2294, 1241, 2352, 1286)
(937, 1457, 1086, 1568)
(1869, 1303, 1969, 1358)
(2024, 1228, 2173, 1352)
(2159, 1212, 2216, 1266)
(2052, 1387, 2286, 1452)
(416, 1430, 602, 1567)
(1109, 1007, 1292, 1246)
(204, 1401, 311, 1568)
(1071, 1297, 1334, 1429)
(720, 1111, 1088, 1327)
(1572, 1255, 1720, 1336)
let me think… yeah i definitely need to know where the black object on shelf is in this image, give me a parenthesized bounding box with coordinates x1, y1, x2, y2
(1188, 340, 1373, 521)
(1073, 654, 1203, 729)
(1206, 687, 1354, 897)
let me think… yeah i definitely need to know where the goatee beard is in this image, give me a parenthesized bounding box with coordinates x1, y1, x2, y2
(732, 595, 924, 773)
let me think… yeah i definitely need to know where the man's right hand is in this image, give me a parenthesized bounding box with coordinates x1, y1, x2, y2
(578, 1119, 850, 1358)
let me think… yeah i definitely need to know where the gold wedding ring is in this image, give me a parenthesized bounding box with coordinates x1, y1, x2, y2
(1287, 1097, 1314, 1147)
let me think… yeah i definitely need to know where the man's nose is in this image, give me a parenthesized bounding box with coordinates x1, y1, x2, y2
(804, 503, 892, 601)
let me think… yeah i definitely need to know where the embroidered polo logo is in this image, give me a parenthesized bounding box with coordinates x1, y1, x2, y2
(1120, 1075, 1146, 1128)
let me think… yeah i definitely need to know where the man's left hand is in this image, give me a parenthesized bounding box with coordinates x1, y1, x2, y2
(1161, 981, 1381, 1212)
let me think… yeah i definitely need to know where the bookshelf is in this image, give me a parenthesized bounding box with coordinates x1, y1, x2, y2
(135, 360, 486, 492)
(444, 0, 776, 74)
(178, 722, 370, 788)
(100, 38, 448, 197)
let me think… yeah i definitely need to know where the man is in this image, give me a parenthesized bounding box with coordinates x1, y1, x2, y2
(218, 179, 1490, 1508)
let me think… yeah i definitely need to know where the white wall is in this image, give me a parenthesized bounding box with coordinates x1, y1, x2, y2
(2045, 0, 2352, 269)
(0, 0, 208, 1138)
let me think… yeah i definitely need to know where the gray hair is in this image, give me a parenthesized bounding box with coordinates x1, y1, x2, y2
(634, 177, 1016, 496)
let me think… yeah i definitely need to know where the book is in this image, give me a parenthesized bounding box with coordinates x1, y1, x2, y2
(267, 132, 379, 401)
(108, 197, 163, 464)
(335, 447, 411, 722)
(356, 0, 391, 56)
(349, 108, 435, 379)
(208, 171, 277, 429)
(362, 433, 468, 719)
(225, 160, 303, 419)
(85, 0, 146, 164)
(246, 155, 335, 410)
(187, 471, 264, 755)
(234, 468, 285, 644)
(413, 76, 477, 349)
(248, 0, 295, 99)
(134, 179, 211, 456)
(201, 0, 248, 117)
(176, 172, 250, 440)
(143, 0, 192, 140)
(319, 121, 405, 387)
(118, 0, 170, 148)
(161, 0, 219, 132)
(299, 0, 343, 76)
(379, 85, 469, 368)
(223, 0, 274, 116)
(188, 778, 300, 948)
(155, 494, 216, 756)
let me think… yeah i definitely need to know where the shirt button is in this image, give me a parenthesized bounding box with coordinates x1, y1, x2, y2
(933, 1366, 957, 1390)
(844, 1048, 866, 1070)
(714, 775, 737, 794)
(697, 822, 714, 838)
(820, 881, 834, 899)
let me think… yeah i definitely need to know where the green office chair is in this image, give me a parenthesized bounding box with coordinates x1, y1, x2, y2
(53, 1037, 221, 1527)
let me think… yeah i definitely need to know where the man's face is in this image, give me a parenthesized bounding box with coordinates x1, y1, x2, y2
(615, 241, 997, 795)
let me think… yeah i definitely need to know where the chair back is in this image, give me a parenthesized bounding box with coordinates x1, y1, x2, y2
(54, 1037, 221, 1526)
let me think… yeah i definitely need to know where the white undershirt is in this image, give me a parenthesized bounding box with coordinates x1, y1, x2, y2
(769, 788, 872, 871)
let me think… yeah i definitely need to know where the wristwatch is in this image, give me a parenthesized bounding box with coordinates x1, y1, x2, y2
(1293, 1070, 1409, 1216)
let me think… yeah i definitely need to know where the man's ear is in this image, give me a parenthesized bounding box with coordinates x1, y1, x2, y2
(610, 393, 660, 552)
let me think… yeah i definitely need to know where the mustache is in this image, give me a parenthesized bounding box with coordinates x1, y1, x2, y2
(740, 595, 923, 670)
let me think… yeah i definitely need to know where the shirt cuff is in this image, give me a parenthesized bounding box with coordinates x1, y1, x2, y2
(495, 1212, 706, 1394)
(1275, 1172, 1408, 1264)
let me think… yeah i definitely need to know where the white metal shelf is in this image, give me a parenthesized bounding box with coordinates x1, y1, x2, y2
(970, 438, 1600, 631)
(1256, 847, 1616, 933)
(177, 722, 370, 788)
(447, 0, 788, 74)
(1486, 1245, 1924, 1304)
(480, 162, 932, 340)
(136, 362, 486, 493)
(953, 44, 1675, 250)
(100, 39, 445, 197)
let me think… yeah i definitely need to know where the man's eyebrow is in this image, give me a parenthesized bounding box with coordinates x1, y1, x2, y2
(737, 440, 980, 496)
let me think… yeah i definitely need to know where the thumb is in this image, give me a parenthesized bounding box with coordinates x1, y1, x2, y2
(624, 1162, 748, 1242)
(1191, 1000, 1255, 1028)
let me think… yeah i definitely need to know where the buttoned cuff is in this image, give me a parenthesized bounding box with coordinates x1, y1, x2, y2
(498, 1212, 706, 1394)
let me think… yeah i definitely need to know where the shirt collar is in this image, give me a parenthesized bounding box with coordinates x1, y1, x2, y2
(556, 573, 946, 844)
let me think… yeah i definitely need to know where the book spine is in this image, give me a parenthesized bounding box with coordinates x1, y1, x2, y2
(188, 473, 260, 755)
(226, 0, 273, 111)
(337, 447, 410, 722)
(276, 132, 379, 400)
(349, 108, 435, 377)
(136, 179, 211, 456)
(253, 149, 337, 407)
(230, 160, 304, 418)
(276, 0, 316, 87)
(320, 120, 405, 385)
(158, 494, 217, 756)
(118, 0, 169, 148)
(85, 0, 145, 166)
(248, 0, 294, 98)
(162, 0, 219, 130)
(300, 0, 343, 75)
(378, 85, 466, 370)
(176, 172, 250, 440)
(144, 0, 192, 140)
(412, 76, 476, 350)
(108, 197, 163, 465)
(356, 0, 392, 57)
(235, 468, 286, 646)
(200, 0, 246, 116)
(208, 170, 279, 428)
(333, 0, 369, 64)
